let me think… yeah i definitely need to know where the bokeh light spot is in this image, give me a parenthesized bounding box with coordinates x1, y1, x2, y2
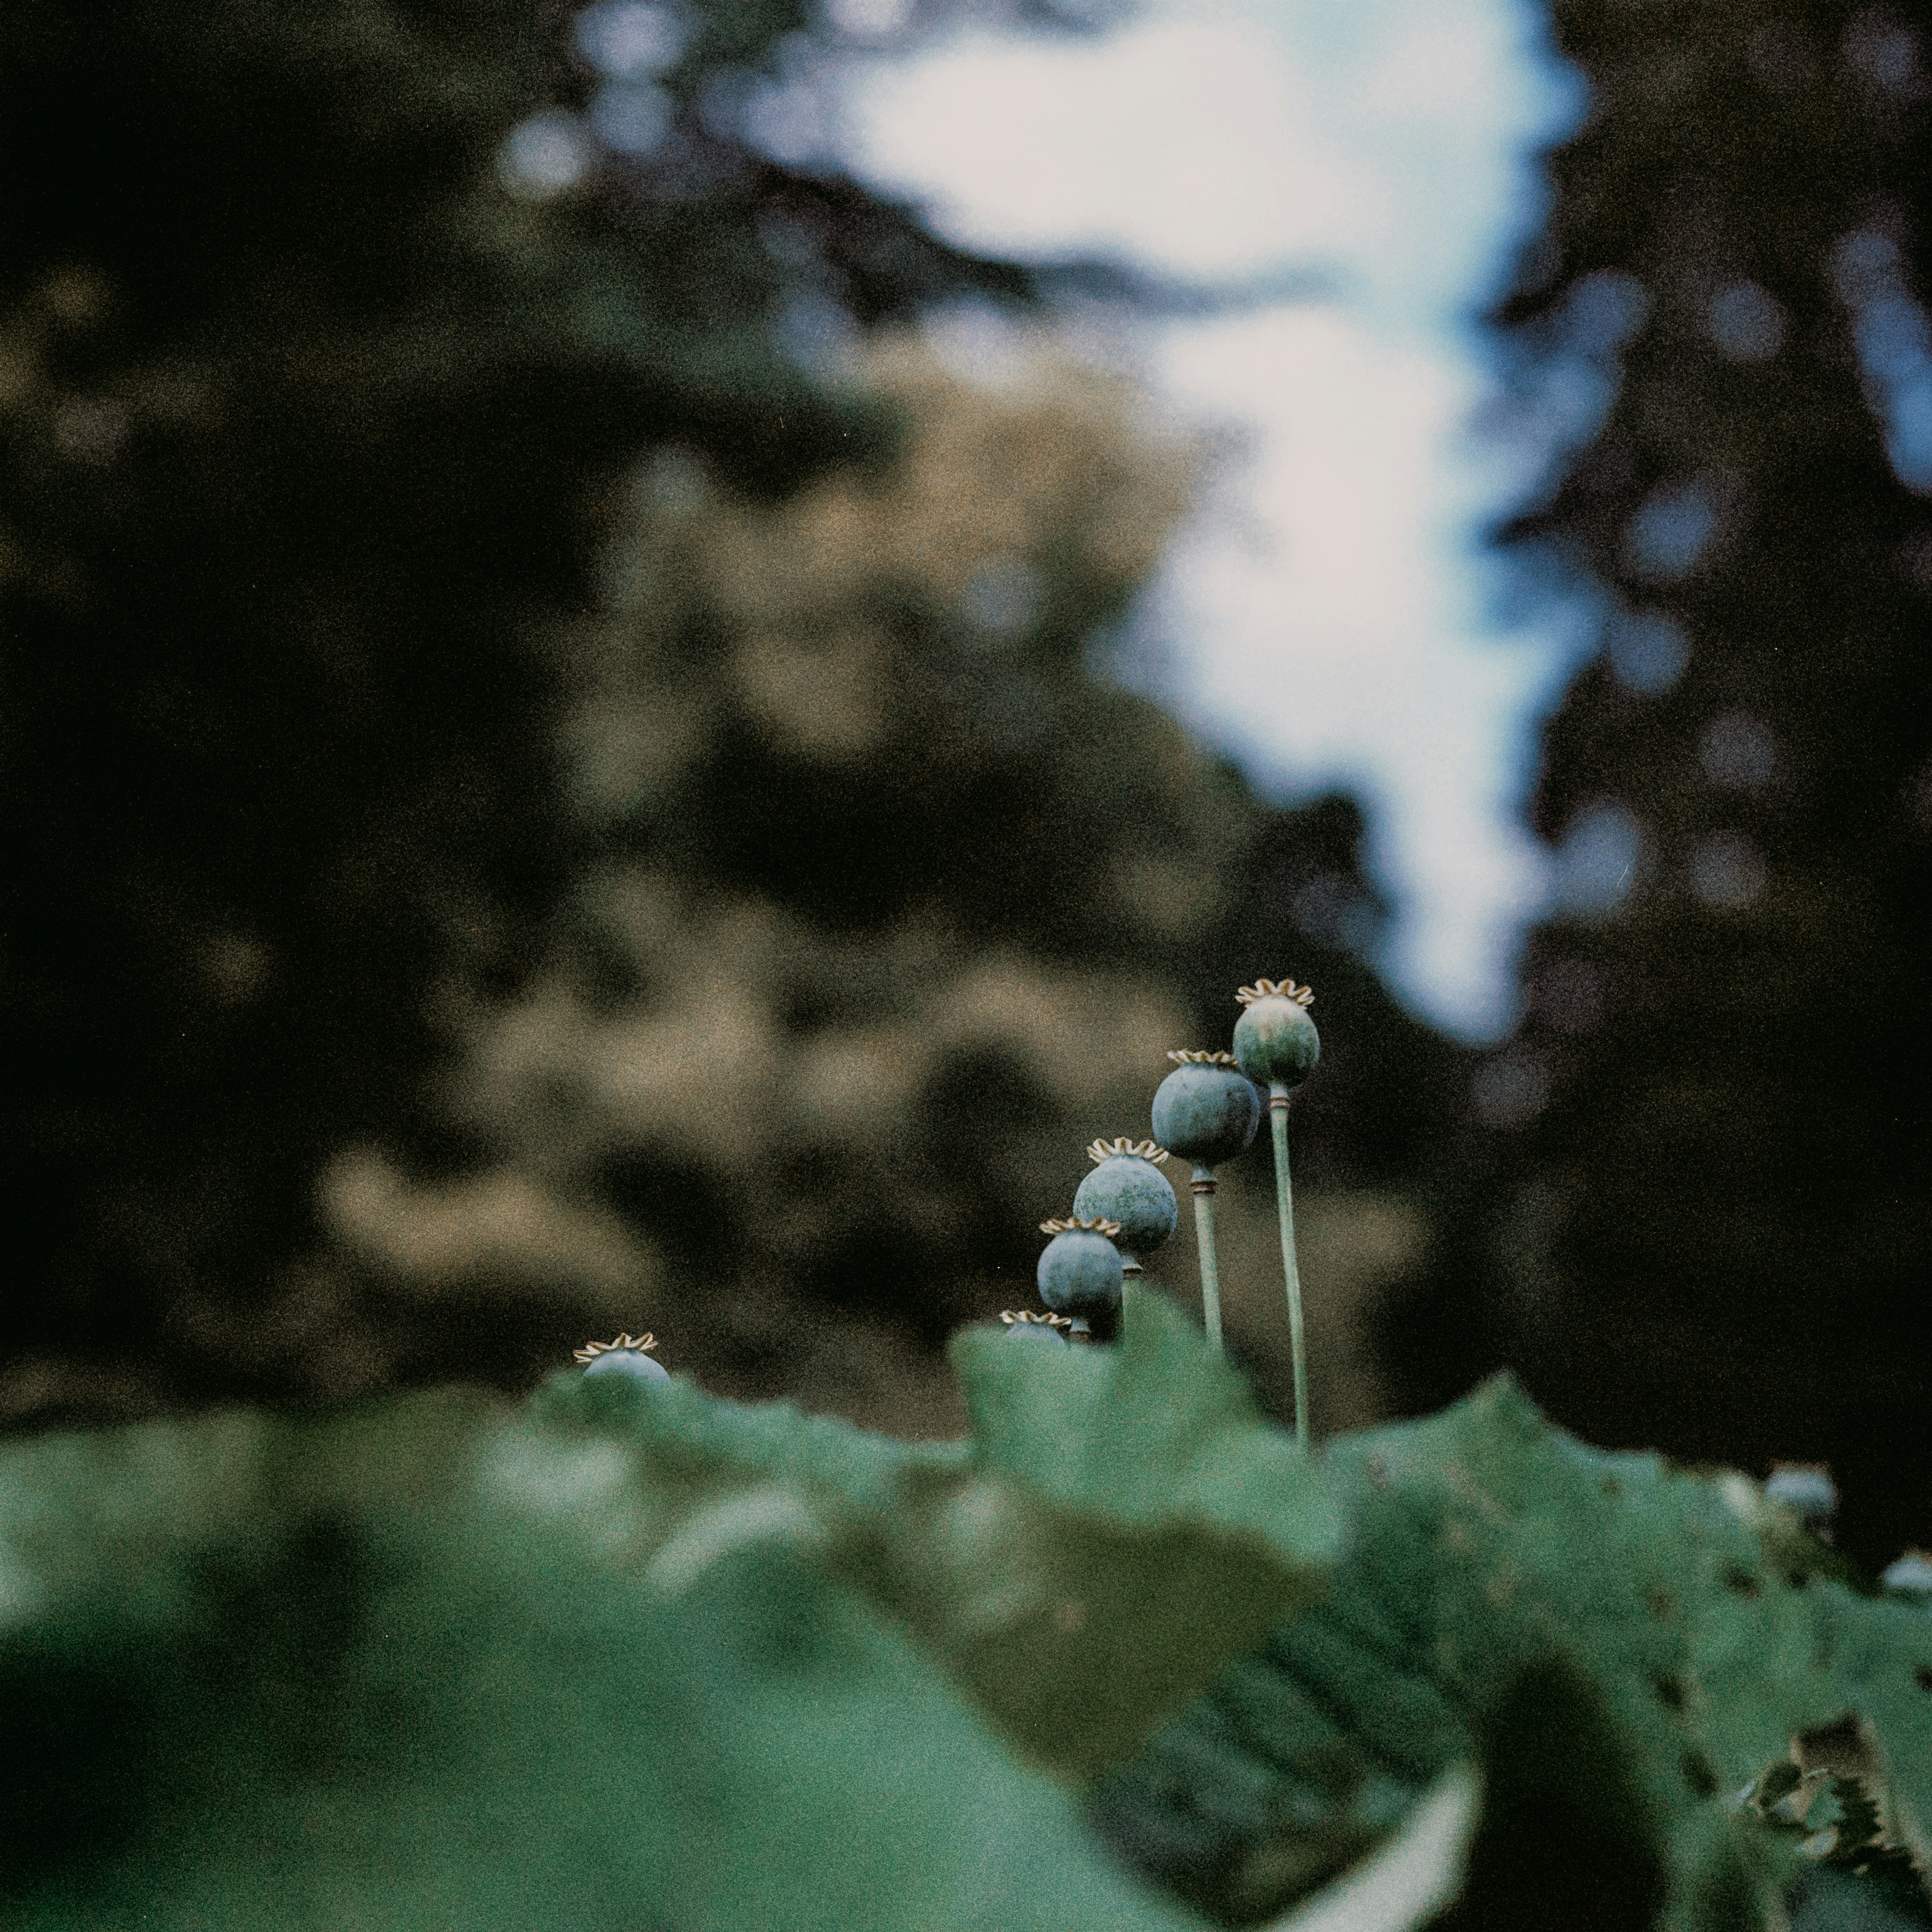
(1605, 609, 1688, 695)
(575, 1, 687, 79)
(1697, 711, 1778, 789)
(591, 84, 673, 156)
(1624, 478, 1720, 583)
(1687, 830, 1766, 908)
(1471, 1051, 1550, 1129)
(499, 113, 590, 200)
(1551, 802, 1643, 921)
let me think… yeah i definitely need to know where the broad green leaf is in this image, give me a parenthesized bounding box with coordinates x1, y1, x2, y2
(1, 1303, 1337, 1924)
(1706, 1585, 1932, 1888)
(877, 1287, 1340, 1778)
(539, 1284, 1340, 1780)
(0, 1391, 1204, 1932)
(1096, 1376, 1932, 1931)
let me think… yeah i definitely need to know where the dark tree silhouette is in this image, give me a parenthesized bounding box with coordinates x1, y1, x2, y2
(1389, 0, 1932, 1566)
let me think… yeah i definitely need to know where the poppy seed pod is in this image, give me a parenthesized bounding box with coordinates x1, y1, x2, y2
(1764, 1464, 1836, 1539)
(1000, 1309, 1073, 1347)
(1035, 1216, 1124, 1322)
(574, 1332, 671, 1383)
(1881, 1551, 1932, 1604)
(1073, 1138, 1177, 1272)
(1151, 1053, 1260, 1169)
(1232, 979, 1320, 1091)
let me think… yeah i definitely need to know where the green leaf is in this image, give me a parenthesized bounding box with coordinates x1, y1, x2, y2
(957, 1288, 1335, 1561)
(0, 1392, 1204, 1932)
(2, 1304, 1337, 1922)
(873, 1287, 1339, 1780)
(1826, 1598, 1932, 1875)
(1097, 1375, 1932, 1930)
(541, 1288, 1339, 1781)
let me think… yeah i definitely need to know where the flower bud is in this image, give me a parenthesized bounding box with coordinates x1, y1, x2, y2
(1881, 1550, 1932, 1605)
(1036, 1216, 1124, 1322)
(1000, 1309, 1073, 1347)
(1764, 1463, 1836, 1540)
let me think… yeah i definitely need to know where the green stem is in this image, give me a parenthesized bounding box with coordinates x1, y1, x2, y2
(1270, 1089, 1309, 1451)
(1190, 1168, 1223, 1351)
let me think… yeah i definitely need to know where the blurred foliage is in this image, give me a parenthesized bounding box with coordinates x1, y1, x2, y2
(6, 1304, 1929, 1930)
(2, 1297, 1312, 1932)
(0, 0, 1463, 1430)
(1386, 0, 1932, 1566)
(15, 3, 1932, 1927)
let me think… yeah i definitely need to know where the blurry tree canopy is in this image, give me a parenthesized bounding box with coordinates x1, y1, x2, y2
(323, 337, 1463, 1433)
(1388, 0, 1932, 1565)
(1, 0, 1463, 1429)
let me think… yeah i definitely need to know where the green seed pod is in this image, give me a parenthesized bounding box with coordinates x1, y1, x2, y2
(574, 1331, 670, 1383)
(1151, 1053, 1260, 1169)
(1764, 1463, 1836, 1538)
(1881, 1551, 1932, 1605)
(1073, 1138, 1177, 1271)
(1000, 1309, 1072, 1346)
(1232, 978, 1320, 1091)
(1035, 1215, 1124, 1323)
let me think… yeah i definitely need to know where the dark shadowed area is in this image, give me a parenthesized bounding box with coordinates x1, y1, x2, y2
(1385, 0, 1932, 1572)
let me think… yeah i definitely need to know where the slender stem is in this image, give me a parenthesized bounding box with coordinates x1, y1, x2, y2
(1270, 1088, 1309, 1451)
(1118, 1256, 1142, 1342)
(1190, 1168, 1223, 1351)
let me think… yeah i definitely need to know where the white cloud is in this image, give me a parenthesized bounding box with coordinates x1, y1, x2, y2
(844, 18, 1383, 278)
(839, 0, 1584, 1037)
(1136, 305, 1574, 1029)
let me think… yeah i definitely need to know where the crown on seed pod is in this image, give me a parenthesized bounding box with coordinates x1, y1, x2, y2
(1036, 1217, 1124, 1333)
(1167, 1049, 1239, 1067)
(1000, 1310, 1074, 1329)
(573, 1332, 660, 1363)
(1086, 1136, 1168, 1165)
(574, 1330, 671, 1385)
(1236, 977, 1315, 1009)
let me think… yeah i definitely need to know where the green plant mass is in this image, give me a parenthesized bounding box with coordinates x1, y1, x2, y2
(4, 1299, 1930, 1930)
(8, 0, 1932, 1924)
(0, 1294, 1330, 1930)
(1093, 1376, 1932, 1930)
